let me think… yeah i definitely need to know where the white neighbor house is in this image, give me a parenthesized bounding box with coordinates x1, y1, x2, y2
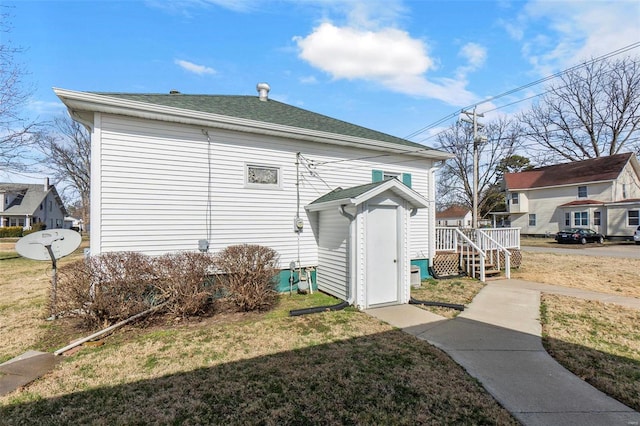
(55, 84, 453, 309)
(503, 153, 640, 238)
(436, 205, 472, 227)
(0, 180, 67, 230)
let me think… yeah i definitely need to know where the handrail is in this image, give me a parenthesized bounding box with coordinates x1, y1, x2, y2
(435, 227, 519, 282)
(476, 229, 511, 279)
(454, 228, 485, 282)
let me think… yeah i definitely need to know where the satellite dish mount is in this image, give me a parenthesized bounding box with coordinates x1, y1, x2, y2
(15, 230, 82, 319)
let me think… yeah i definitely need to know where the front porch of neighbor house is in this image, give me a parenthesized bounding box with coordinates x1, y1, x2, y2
(433, 227, 521, 282)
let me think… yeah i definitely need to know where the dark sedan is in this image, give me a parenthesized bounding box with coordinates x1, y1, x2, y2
(555, 228, 605, 244)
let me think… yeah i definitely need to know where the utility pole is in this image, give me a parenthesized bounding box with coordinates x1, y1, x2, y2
(460, 108, 485, 229)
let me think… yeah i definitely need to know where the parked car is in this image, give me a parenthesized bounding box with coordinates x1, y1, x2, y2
(633, 225, 640, 245)
(555, 228, 605, 244)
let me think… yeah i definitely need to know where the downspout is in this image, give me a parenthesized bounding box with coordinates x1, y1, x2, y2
(428, 161, 444, 261)
(339, 204, 356, 306)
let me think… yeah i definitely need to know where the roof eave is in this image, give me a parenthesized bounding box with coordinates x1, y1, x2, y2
(506, 178, 617, 191)
(306, 179, 429, 212)
(54, 88, 453, 161)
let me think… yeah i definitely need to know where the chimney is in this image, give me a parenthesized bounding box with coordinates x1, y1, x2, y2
(44, 177, 49, 190)
(256, 82, 270, 101)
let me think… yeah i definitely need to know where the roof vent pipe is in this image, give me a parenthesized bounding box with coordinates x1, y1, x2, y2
(257, 82, 270, 101)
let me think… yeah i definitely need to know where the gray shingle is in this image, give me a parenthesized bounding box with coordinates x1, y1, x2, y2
(309, 179, 392, 205)
(0, 184, 48, 215)
(95, 93, 432, 150)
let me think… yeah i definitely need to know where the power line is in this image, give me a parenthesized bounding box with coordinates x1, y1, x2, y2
(303, 43, 640, 174)
(405, 41, 640, 140)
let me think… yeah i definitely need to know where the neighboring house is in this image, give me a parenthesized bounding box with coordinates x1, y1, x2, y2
(64, 217, 84, 232)
(503, 153, 640, 238)
(0, 179, 67, 230)
(436, 205, 472, 227)
(55, 84, 453, 308)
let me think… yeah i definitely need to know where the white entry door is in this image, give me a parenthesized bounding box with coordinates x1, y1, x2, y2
(366, 204, 399, 306)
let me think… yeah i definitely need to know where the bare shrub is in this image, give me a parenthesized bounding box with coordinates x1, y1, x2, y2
(213, 244, 279, 312)
(153, 252, 216, 317)
(55, 258, 93, 319)
(56, 252, 158, 328)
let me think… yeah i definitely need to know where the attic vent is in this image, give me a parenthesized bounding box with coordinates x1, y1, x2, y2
(169, 90, 181, 95)
(256, 82, 270, 101)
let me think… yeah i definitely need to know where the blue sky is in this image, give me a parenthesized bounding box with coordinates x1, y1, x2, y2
(2, 0, 640, 183)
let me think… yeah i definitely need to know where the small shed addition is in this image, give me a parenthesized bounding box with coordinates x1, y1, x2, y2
(306, 179, 428, 310)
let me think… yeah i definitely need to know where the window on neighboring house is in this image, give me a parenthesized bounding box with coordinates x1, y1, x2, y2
(40, 203, 43, 210)
(628, 210, 639, 226)
(511, 193, 519, 205)
(528, 214, 536, 226)
(564, 212, 570, 227)
(578, 186, 587, 198)
(594, 211, 601, 226)
(246, 164, 280, 188)
(48, 200, 52, 211)
(622, 184, 628, 199)
(574, 211, 588, 226)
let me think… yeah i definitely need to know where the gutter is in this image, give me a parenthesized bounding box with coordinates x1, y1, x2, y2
(53, 88, 453, 161)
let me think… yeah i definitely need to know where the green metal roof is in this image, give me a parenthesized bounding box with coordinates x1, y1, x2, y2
(94, 93, 432, 150)
(309, 179, 392, 205)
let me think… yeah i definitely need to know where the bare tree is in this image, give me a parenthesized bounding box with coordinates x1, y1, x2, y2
(0, 7, 39, 173)
(38, 115, 91, 230)
(519, 56, 640, 162)
(436, 117, 521, 217)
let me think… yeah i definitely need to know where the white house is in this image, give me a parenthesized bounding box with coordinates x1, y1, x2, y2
(436, 205, 472, 227)
(0, 180, 67, 230)
(503, 153, 640, 238)
(54, 84, 453, 308)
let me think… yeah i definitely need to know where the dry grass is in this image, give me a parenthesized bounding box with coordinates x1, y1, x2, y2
(0, 241, 516, 424)
(541, 294, 640, 411)
(0, 240, 89, 363)
(411, 277, 484, 318)
(511, 252, 640, 298)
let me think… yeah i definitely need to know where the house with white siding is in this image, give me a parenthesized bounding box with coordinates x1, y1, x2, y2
(503, 153, 640, 239)
(436, 205, 472, 227)
(54, 84, 452, 309)
(0, 180, 67, 230)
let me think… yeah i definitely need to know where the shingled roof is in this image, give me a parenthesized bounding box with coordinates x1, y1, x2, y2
(0, 183, 66, 216)
(95, 93, 430, 150)
(503, 153, 635, 190)
(436, 205, 471, 219)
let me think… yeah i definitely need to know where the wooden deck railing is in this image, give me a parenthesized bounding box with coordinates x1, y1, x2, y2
(435, 227, 520, 281)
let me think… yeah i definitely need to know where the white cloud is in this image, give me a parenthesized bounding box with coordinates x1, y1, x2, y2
(294, 23, 433, 79)
(294, 21, 477, 106)
(174, 59, 216, 75)
(145, 0, 257, 15)
(27, 100, 66, 116)
(519, 0, 639, 74)
(299, 75, 318, 84)
(459, 43, 487, 69)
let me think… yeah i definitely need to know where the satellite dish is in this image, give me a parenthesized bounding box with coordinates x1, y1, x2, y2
(15, 229, 82, 261)
(15, 229, 82, 320)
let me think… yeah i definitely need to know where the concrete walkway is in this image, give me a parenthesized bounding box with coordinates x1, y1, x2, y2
(366, 279, 640, 426)
(0, 351, 59, 397)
